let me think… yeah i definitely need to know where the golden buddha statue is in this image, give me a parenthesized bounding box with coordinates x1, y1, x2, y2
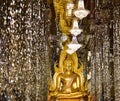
(48, 49, 91, 101)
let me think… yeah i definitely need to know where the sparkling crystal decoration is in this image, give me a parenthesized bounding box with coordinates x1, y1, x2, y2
(66, 0, 90, 55)
(66, 36, 82, 54)
(0, 0, 119, 100)
(0, 0, 50, 100)
(89, 1, 120, 100)
(70, 18, 83, 36)
(66, 49, 76, 55)
(74, 0, 90, 19)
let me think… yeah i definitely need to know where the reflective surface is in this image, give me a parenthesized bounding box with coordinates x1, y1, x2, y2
(0, 0, 50, 100)
(89, 1, 120, 101)
(0, 0, 120, 101)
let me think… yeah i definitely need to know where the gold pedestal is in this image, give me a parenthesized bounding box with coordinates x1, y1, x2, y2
(57, 97, 88, 101)
(57, 98, 80, 101)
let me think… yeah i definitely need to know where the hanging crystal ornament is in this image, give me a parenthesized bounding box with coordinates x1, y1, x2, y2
(66, 36, 82, 54)
(74, 0, 90, 19)
(66, 2, 74, 17)
(66, 49, 75, 55)
(70, 18, 83, 36)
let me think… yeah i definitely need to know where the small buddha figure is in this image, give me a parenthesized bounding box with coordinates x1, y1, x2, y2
(48, 50, 90, 101)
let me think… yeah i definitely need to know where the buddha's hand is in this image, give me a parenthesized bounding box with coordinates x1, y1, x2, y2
(54, 91, 58, 96)
(50, 91, 58, 96)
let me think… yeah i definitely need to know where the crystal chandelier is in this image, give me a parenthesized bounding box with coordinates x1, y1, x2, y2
(66, 36, 82, 54)
(66, 49, 76, 55)
(70, 18, 83, 36)
(74, 0, 90, 19)
(66, 0, 90, 54)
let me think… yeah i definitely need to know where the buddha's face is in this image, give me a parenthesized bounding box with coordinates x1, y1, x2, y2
(64, 59, 73, 71)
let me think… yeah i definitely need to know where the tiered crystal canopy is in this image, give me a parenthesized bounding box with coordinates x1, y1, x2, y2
(66, 0, 90, 54)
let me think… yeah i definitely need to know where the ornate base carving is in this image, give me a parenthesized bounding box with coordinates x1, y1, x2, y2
(57, 96, 89, 101)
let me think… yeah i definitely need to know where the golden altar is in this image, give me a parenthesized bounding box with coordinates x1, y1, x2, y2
(48, 0, 91, 101)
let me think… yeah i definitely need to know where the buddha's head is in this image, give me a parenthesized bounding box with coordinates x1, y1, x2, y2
(63, 56, 73, 72)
